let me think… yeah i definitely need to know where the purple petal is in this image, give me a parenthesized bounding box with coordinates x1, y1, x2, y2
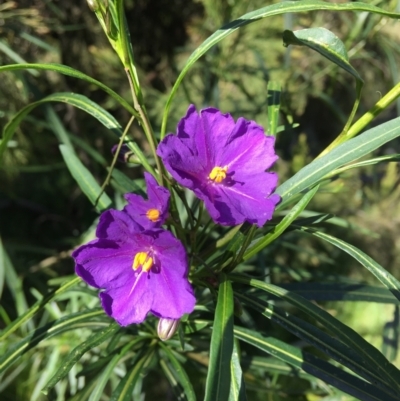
(157, 104, 280, 226)
(219, 120, 278, 172)
(73, 239, 134, 289)
(96, 209, 140, 242)
(100, 271, 153, 325)
(124, 173, 170, 229)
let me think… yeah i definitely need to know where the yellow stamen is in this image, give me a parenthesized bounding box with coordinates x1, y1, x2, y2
(209, 166, 228, 183)
(146, 208, 160, 222)
(132, 252, 153, 272)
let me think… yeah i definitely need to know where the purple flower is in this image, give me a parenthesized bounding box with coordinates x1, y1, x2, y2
(124, 172, 170, 230)
(73, 210, 196, 325)
(157, 105, 280, 227)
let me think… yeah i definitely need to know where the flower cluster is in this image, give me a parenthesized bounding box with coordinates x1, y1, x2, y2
(73, 105, 279, 327)
(73, 173, 196, 326)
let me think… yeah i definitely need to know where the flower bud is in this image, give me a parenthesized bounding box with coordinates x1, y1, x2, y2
(157, 318, 180, 341)
(111, 144, 137, 163)
(87, 0, 99, 11)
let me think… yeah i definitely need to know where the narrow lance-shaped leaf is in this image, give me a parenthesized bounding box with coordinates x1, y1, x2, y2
(234, 326, 400, 401)
(159, 343, 197, 401)
(244, 185, 319, 260)
(0, 92, 123, 162)
(229, 274, 400, 391)
(110, 348, 156, 401)
(301, 227, 400, 302)
(0, 63, 138, 117)
(88, 338, 146, 401)
(161, 1, 400, 138)
(276, 116, 400, 206)
(239, 292, 399, 397)
(0, 276, 81, 342)
(60, 144, 112, 212)
(204, 274, 234, 401)
(42, 322, 120, 395)
(277, 283, 400, 304)
(0, 309, 108, 375)
(228, 339, 247, 401)
(282, 27, 363, 135)
(283, 27, 362, 82)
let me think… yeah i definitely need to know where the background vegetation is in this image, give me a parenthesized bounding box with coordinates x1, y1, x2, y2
(1, 0, 400, 400)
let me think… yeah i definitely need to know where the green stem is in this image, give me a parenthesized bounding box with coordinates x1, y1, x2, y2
(95, 115, 135, 206)
(124, 69, 164, 185)
(319, 81, 400, 157)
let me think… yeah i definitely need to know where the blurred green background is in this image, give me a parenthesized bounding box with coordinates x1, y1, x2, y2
(1, 0, 400, 399)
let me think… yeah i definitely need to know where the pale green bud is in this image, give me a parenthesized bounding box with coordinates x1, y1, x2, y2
(157, 318, 180, 341)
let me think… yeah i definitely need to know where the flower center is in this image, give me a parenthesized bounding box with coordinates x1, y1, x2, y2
(209, 166, 228, 183)
(146, 208, 160, 222)
(132, 252, 153, 272)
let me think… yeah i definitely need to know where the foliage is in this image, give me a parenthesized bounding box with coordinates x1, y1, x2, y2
(1, 0, 400, 400)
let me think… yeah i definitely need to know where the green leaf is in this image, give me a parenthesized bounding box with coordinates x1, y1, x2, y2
(159, 343, 196, 401)
(0, 240, 32, 334)
(0, 63, 138, 117)
(302, 228, 400, 302)
(59, 144, 112, 211)
(267, 81, 281, 136)
(0, 92, 123, 162)
(0, 276, 81, 342)
(204, 274, 234, 401)
(328, 153, 400, 177)
(234, 326, 400, 401)
(242, 355, 315, 381)
(161, 1, 400, 138)
(160, 359, 186, 401)
(0, 41, 39, 76)
(229, 274, 400, 392)
(239, 292, 398, 397)
(283, 27, 362, 82)
(0, 238, 4, 298)
(282, 27, 363, 134)
(42, 322, 120, 394)
(244, 185, 319, 260)
(278, 283, 400, 304)
(0, 309, 108, 375)
(276, 116, 400, 206)
(228, 340, 247, 401)
(110, 348, 155, 401)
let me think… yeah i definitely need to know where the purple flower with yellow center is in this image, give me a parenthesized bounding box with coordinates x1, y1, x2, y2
(124, 172, 170, 230)
(157, 105, 280, 227)
(72, 209, 196, 325)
